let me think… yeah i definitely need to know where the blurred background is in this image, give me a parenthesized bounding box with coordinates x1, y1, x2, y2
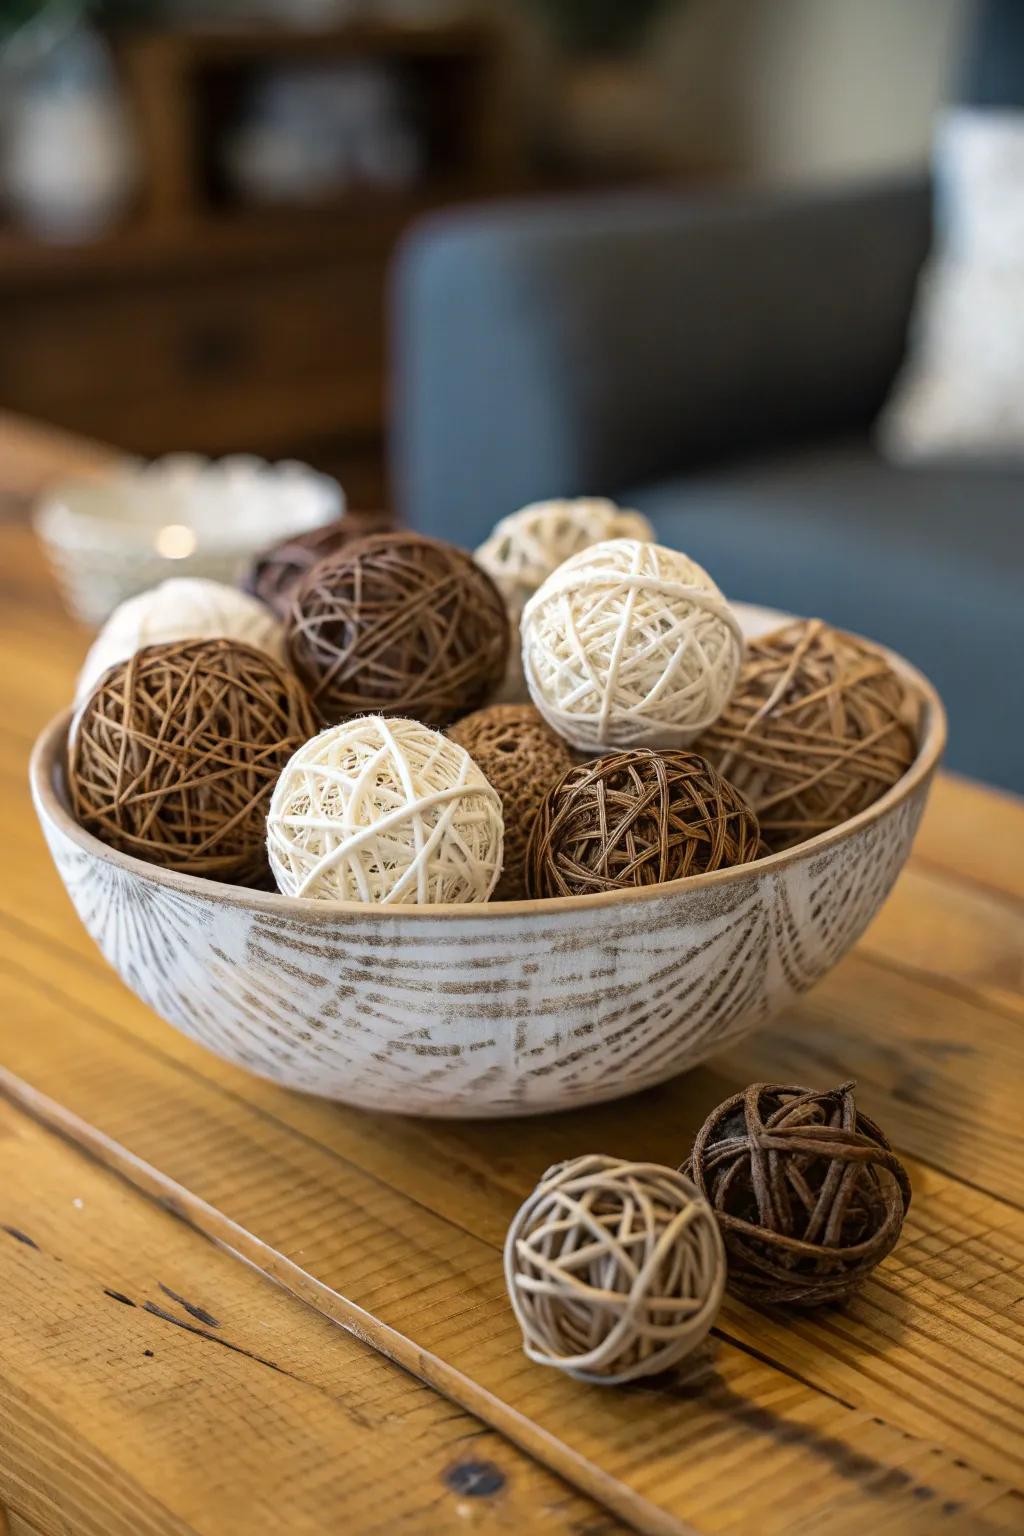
(1, 0, 1021, 789)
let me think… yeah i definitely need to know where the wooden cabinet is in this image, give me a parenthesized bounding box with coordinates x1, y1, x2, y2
(0, 19, 522, 506)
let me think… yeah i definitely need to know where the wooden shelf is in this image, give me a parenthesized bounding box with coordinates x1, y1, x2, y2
(0, 15, 521, 504)
(123, 17, 500, 63)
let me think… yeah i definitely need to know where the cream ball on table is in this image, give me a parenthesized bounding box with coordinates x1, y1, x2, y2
(75, 577, 285, 702)
(267, 717, 504, 906)
(475, 499, 654, 702)
(521, 538, 744, 754)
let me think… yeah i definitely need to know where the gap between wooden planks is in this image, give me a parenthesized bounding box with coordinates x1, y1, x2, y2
(0, 1097, 626, 1536)
(0, 949, 1021, 1536)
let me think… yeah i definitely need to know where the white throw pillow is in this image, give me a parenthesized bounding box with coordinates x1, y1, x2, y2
(879, 109, 1024, 463)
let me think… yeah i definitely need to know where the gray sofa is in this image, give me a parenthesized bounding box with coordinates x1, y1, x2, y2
(391, 176, 1023, 793)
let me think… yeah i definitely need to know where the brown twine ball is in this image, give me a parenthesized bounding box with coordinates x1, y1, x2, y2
(504, 1154, 725, 1384)
(285, 532, 509, 727)
(683, 1080, 911, 1308)
(526, 748, 762, 899)
(242, 511, 392, 621)
(696, 619, 919, 852)
(448, 704, 575, 900)
(69, 637, 318, 884)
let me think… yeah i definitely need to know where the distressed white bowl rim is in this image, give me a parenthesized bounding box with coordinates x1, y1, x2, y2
(31, 638, 946, 923)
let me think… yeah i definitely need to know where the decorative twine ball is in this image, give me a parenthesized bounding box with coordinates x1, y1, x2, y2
(69, 638, 317, 883)
(285, 532, 509, 727)
(521, 538, 744, 752)
(504, 1154, 725, 1384)
(243, 511, 392, 621)
(476, 499, 655, 702)
(695, 619, 919, 851)
(526, 748, 762, 899)
(447, 704, 575, 900)
(266, 716, 504, 905)
(75, 577, 286, 703)
(684, 1080, 911, 1308)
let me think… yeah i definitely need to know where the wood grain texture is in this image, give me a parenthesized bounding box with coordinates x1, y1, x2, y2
(1, 948, 1022, 1534)
(0, 1097, 621, 1536)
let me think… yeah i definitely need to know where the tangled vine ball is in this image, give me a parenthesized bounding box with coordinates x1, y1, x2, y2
(526, 748, 762, 898)
(521, 538, 744, 752)
(266, 716, 504, 905)
(695, 619, 919, 850)
(243, 511, 392, 621)
(69, 637, 317, 883)
(286, 532, 509, 727)
(447, 704, 575, 899)
(504, 1154, 725, 1384)
(684, 1080, 911, 1307)
(76, 577, 285, 702)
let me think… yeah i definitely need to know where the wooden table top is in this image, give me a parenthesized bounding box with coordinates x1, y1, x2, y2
(1, 447, 1023, 1536)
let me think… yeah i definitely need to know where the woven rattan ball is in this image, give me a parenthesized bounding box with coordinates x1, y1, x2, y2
(243, 511, 392, 621)
(476, 500, 655, 702)
(683, 1081, 911, 1308)
(447, 704, 575, 900)
(286, 532, 509, 727)
(75, 578, 286, 702)
(504, 1154, 725, 1384)
(695, 619, 919, 851)
(522, 538, 744, 752)
(69, 638, 318, 883)
(526, 748, 761, 899)
(266, 716, 503, 905)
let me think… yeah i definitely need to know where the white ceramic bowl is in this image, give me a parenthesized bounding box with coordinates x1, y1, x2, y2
(30, 609, 945, 1118)
(34, 453, 343, 624)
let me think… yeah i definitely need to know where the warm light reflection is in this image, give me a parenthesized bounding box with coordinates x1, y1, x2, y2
(155, 524, 198, 559)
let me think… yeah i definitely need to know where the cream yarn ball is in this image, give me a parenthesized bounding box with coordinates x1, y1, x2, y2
(476, 499, 655, 702)
(266, 716, 504, 905)
(76, 578, 285, 702)
(521, 538, 744, 752)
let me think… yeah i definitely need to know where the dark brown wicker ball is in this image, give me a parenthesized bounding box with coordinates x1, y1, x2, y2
(68, 637, 317, 884)
(448, 704, 575, 900)
(285, 532, 509, 727)
(525, 748, 762, 899)
(243, 512, 392, 621)
(683, 1081, 911, 1307)
(695, 619, 919, 852)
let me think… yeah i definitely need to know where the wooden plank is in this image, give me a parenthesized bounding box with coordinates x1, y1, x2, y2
(913, 773, 1024, 903)
(859, 864, 1023, 1020)
(0, 1097, 620, 1536)
(0, 413, 120, 501)
(0, 960, 1020, 1536)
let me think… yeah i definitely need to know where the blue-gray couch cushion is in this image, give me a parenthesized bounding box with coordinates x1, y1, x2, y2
(629, 441, 1022, 792)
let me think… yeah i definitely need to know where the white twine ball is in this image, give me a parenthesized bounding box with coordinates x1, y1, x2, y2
(476, 499, 655, 703)
(505, 1155, 725, 1384)
(266, 716, 504, 905)
(75, 577, 286, 702)
(521, 538, 744, 753)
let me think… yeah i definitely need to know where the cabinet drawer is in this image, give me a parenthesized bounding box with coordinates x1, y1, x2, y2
(0, 259, 384, 411)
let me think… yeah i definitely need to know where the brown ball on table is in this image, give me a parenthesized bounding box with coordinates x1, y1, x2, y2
(683, 1080, 911, 1307)
(69, 637, 317, 884)
(243, 512, 392, 621)
(448, 704, 575, 899)
(696, 619, 918, 852)
(286, 532, 509, 728)
(525, 747, 762, 899)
